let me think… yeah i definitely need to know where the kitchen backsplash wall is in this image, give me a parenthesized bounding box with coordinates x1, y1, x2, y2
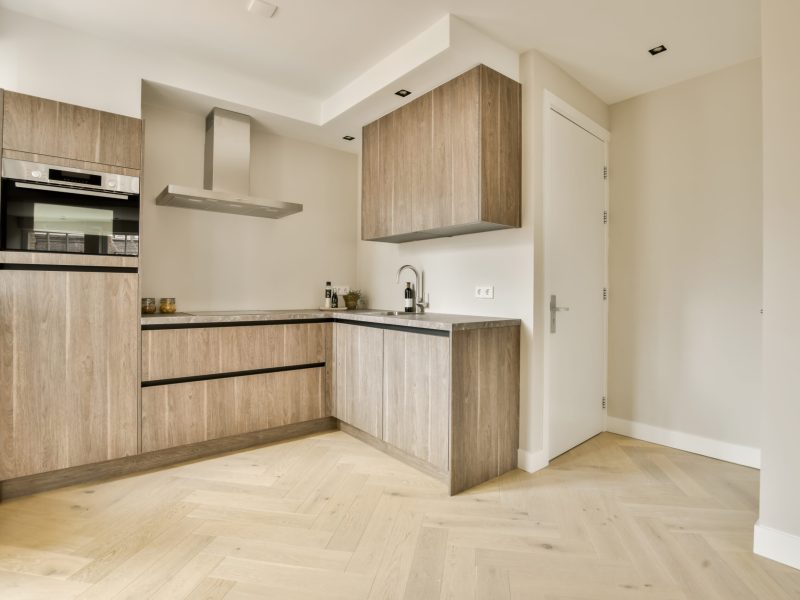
(141, 102, 358, 311)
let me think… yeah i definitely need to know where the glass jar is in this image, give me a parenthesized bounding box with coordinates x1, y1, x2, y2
(159, 297, 177, 314)
(141, 297, 156, 314)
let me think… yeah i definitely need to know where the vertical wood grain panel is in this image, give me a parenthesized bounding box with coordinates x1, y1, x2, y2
(2, 91, 59, 156)
(56, 102, 100, 163)
(433, 67, 481, 227)
(333, 323, 383, 438)
(361, 120, 390, 240)
(66, 272, 138, 465)
(383, 331, 450, 472)
(1, 91, 143, 170)
(450, 325, 520, 494)
(408, 91, 435, 232)
(141, 382, 207, 453)
(97, 111, 143, 170)
(480, 65, 522, 227)
(142, 368, 325, 453)
(0, 271, 138, 478)
(142, 322, 323, 382)
(283, 322, 325, 365)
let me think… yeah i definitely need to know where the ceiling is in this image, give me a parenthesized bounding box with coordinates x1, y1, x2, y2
(0, 0, 760, 105)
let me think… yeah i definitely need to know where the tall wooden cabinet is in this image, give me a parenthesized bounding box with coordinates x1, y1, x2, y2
(362, 64, 521, 242)
(0, 270, 139, 479)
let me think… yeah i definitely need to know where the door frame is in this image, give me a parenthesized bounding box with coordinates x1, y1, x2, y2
(541, 90, 611, 460)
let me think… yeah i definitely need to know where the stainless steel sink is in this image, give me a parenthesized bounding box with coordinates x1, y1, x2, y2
(383, 311, 406, 316)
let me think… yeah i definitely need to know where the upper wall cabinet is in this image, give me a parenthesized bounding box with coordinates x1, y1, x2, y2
(361, 64, 521, 243)
(1, 91, 143, 171)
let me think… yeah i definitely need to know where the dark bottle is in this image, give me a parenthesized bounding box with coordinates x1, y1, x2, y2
(404, 282, 414, 312)
(331, 288, 338, 309)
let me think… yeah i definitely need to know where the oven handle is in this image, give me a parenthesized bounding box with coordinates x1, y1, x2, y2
(14, 181, 130, 200)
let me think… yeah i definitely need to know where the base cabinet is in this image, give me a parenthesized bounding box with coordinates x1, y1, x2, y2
(334, 321, 520, 494)
(0, 270, 138, 479)
(383, 330, 450, 472)
(141, 367, 325, 453)
(333, 323, 384, 438)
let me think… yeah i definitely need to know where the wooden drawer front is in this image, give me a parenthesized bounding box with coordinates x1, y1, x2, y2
(141, 322, 328, 382)
(382, 330, 450, 471)
(141, 367, 325, 453)
(2, 91, 142, 170)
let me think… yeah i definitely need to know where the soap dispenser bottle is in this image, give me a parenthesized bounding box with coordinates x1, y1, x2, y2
(404, 282, 414, 313)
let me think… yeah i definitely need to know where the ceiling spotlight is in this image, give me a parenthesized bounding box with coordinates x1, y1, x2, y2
(247, 0, 278, 18)
(648, 44, 667, 56)
(342, 135, 355, 141)
(395, 89, 412, 98)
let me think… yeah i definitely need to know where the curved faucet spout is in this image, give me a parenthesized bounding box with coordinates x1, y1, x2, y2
(395, 264, 428, 313)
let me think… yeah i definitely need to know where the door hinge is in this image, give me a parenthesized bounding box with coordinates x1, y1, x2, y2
(602, 396, 607, 410)
(603, 166, 608, 180)
(602, 287, 608, 301)
(603, 210, 608, 224)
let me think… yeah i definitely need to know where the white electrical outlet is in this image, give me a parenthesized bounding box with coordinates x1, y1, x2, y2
(475, 285, 494, 299)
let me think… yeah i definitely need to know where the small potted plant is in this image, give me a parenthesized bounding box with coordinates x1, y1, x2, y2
(343, 289, 362, 310)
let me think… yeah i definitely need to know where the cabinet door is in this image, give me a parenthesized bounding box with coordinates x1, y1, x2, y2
(333, 323, 383, 438)
(0, 270, 138, 479)
(383, 331, 450, 471)
(2, 91, 60, 157)
(361, 119, 391, 240)
(433, 67, 481, 227)
(2, 91, 143, 169)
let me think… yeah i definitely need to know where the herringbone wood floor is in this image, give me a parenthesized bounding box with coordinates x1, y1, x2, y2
(0, 431, 798, 599)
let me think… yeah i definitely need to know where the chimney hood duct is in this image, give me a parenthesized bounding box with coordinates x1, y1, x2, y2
(155, 107, 303, 219)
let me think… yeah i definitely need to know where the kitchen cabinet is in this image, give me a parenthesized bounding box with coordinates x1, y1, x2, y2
(382, 330, 450, 472)
(333, 322, 384, 438)
(334, 319, 519, 494)
(0, 269, 139, 479)
(140, 321, 331, 452)
(1, 90, 143, 171)
(361, 64, 521, 242)
(141, 367, 325, 453)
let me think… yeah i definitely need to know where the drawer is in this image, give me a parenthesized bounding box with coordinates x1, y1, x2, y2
(141, 322, 328, 382)
(141, 366, 325, 453)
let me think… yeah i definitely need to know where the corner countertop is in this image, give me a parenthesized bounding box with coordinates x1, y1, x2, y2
(140, 309, 520, 332)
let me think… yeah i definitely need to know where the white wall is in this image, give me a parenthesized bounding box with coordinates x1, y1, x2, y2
(607, 60, 763, 463)
(356, 50, 609, 466)
(755, 0, 800, 570)
(0, 7, 318, 121)
(141, 103, 358, 311)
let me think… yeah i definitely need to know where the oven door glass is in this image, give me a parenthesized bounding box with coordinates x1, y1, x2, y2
(1, 179, 140, 256)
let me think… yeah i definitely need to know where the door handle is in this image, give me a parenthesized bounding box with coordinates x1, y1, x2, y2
(549, 294, 569, 334)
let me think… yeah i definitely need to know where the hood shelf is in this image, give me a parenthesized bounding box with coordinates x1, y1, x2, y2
(155, 184, 303, 219)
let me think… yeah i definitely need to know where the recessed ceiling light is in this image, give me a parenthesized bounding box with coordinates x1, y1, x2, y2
(395, 89, 412, 98)
(648, 44, 667, 56)
(342, 135, 355, 141)
(247, 0, 278, 18)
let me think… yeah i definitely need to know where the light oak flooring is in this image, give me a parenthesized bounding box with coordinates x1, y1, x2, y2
(0, 431, 798, 599)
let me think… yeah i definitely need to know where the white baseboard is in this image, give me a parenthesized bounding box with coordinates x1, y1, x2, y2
(517, 447, 549, 473)
(606, 417, 760, 469)
(754, 522, 800, 571)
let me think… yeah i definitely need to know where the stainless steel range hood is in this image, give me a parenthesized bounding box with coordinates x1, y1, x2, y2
(155, 108, 302, 219)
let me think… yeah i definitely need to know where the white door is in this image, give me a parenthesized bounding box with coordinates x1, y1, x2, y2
(546, 106, 607, 460)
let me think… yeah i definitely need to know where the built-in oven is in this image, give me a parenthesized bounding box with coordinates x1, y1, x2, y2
(0, 158, 140, 256)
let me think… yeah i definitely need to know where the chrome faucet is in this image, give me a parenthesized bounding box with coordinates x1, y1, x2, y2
(396, 264, 429, 313)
